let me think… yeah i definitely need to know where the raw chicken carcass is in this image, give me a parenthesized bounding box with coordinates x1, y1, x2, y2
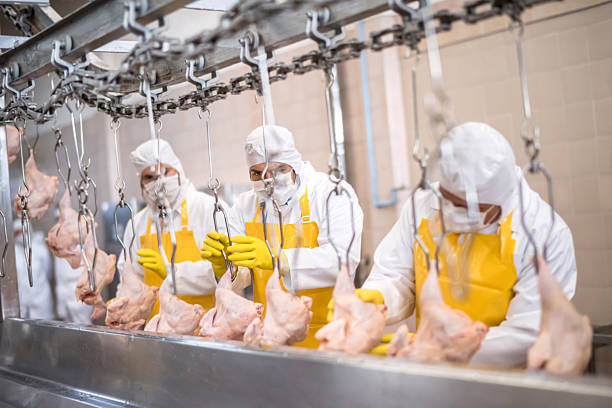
(105, 256, 159, 330)
(45, 189, 86, 268)
(198, 269, 263, 340)
(388, 265, 488, 363)
(243, 269, 312, 346)
(75, 244, 116, 321)
(14, 150, 59, 220)
(316, 264, 387, 354)
(6, 125, 20, 165)
(527, 257, 592, 375)
(144, 279, 204, 335)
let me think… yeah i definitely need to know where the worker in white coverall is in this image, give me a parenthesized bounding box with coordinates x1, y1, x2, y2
(14, 221, 55, 319)
(54, 257, 93, 324)
(200, 125, 364, 348)
(117, 139, 220, 318)
(358, 122, 577, 366)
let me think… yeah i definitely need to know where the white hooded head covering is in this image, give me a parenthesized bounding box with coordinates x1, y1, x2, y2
(436, 122, 517, 210)
(244, 125, 304, 177)
(129, 139, 185, 181)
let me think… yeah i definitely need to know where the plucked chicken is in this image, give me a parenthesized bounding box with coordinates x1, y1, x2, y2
(75, 243, 117, 320)
(527, 257, 592, 375)
(316, 263, 387, 354)
(388, 265, 488, 363)
(198, 269, 263, 340)
(145, 279, 205, 335)
(243, 269, 312, 346)
(105, 256, 159, 330)
(6, 125, 19, 165)
(14, 150, 59, 220)
(45, 189, 86, 268)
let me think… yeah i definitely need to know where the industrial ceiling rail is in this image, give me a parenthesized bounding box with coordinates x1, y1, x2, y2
(0, 0, 388, 91)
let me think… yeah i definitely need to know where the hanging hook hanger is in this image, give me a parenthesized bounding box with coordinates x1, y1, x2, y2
(16, 123, 33, 287)
(512, 19, 555, 272)
(199, 108, 234, 278)
(111, 118, 137, 263)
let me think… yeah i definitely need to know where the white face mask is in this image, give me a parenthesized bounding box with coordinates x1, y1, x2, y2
(142, 174, 182, 210)
(251, 171, 297, 205)
(441, 198, 496, 233)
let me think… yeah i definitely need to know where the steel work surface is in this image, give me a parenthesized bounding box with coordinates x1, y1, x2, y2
(0, 319, 611, 408)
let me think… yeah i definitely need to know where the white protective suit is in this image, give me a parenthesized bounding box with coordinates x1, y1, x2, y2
(15, 225, 55, 319)
(117, 139, 218, 296)
(363, 122, 577, 367)
(228, 125, 364, 289)
(54, 256, 93, 324)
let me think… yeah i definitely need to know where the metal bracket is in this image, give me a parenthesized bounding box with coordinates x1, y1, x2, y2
(306, 8, 345, 49)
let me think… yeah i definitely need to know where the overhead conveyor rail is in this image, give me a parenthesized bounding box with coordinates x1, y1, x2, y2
(0, 0, 610, 406)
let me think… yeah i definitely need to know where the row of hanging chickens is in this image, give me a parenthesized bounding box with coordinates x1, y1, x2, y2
(6, 125, 592, 375)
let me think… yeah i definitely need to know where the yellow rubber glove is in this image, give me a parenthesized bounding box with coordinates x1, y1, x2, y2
(370, 334, 395, 355)
(137, 248, 167, 279)
(227, 236, 274, 270)
(200, 231, 230, 280)
(370, 332, 414, 355)
(326, 288, 384, 322)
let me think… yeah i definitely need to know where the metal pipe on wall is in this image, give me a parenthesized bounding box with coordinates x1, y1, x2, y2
(358, 21, 397, 208)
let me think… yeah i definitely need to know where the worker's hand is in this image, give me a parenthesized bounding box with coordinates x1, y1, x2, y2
(327, 288, 384, 322)
(137, 248, 167, 279)
(200, 231, 230, 279)
(227, 236, 274, 270)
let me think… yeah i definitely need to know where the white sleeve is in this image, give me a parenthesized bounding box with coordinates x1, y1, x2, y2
(471, 224, 577, 367)
(362, 200, 417, 325)
(283, 187, 364, 290)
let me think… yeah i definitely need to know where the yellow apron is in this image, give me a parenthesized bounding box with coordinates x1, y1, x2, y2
(413, 212, 517, 327)
(244, 189, 330, 349)
(141, 199, 216, 319)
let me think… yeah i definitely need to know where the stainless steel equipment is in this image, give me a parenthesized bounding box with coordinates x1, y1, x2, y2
(0, 318, 611, 408)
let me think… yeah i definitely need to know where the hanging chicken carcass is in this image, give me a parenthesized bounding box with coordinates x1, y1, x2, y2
(6, 125, 20, 165)
(105, 256, 159, 330)
(198, 269, 263, 340)
(45, 189, 86, 268)
(316, 263, 387, 354)
(243, 269, 313, 346)
(527, 257, 592, 375)
(14, 150, 59, 220)
(388, 265, 488, 363)
(145, 279, 205, 335)
(75, 243, 117, 320)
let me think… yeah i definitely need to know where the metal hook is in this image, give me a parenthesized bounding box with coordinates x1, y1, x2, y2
(0, 209, 7, 278)
(21, 209, 33, 287)
(325, 185, 356, 272)
(389, 0, 424, 21)
(306, 8, 345, 49)
(54, 129, 72, 193)
(513, 19, 555, 272)
(239, 30, 260, 69)
(51, 39, 74, 77)
(2, 67, 34, 100)
(114, 202, 137, 263)
(77, 209, 98, 292)
(421, 0, 455, 140)
(123, 0, 153, 42)
(324, 68, 343, 185)
(154, 210, 177, 295)
(186, 57, 217, 91)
